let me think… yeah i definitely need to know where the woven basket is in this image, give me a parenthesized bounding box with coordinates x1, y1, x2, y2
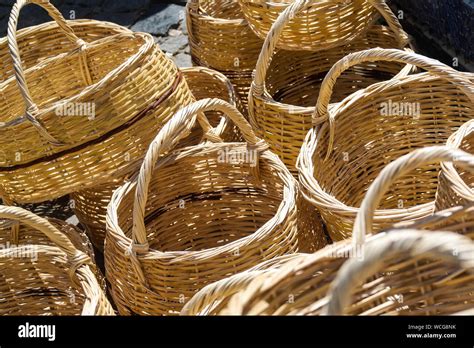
(186, 0, 263, 107)
(0, 205, 114, 315)
(71, 67, 243, 251)
(248, 0, 412, 173)
(183, 146, 474, 315)
(105, 98, 300, 315)
(0, 0, 194, 203)
(238, 0, 382, 51)
(298, 48, 474, 241)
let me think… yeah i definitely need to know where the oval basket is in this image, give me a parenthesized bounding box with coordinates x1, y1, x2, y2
(0, 0, 194, 203)
(105, 98, 301, 315)
(0, 205, 114, 315)
(182, 147, 474, 315)
(248, 0, 412, 173)
(71, 67, 244, 251)
(298, 48, 474, 241)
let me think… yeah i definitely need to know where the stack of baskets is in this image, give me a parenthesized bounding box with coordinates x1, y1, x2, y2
(1, 0, 473, 318)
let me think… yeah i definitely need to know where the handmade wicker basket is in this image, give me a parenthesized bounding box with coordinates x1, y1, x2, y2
(0, 0, 194, 203)
(298, 48, 474, 241)
(248, 0, 412, 173)
(186, 0, 263, 107)
(238, 0, 380, 51)
(0, 205, 114, 315)
(71, 67, 243, 251)
(105, 98, 300, 315)
(183, 146, 474, 315)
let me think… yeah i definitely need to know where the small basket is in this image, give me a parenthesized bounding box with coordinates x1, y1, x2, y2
(183, 147, 474, 315)
(186, 0, 263, 107)
(106, 98, 300, 315)
(298, 48, 474, 241)
(248, 0, 412, 173)
(0, 205, 114, 315)
(71, 67, 244, 251)
(0, 0, 194, 203)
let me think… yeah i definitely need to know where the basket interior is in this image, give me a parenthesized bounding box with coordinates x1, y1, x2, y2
(312, 73, 474, 210)
(455, 130, 474, 190)
(199, 0, 243, 20)
(117, 143, 284, 252)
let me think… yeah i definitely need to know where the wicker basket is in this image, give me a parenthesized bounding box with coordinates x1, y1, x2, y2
(183, 146, 474, 315)
(248, 0, 412, 173)
(298, 48, 474, 241)
(0, 0, 194, 203)
(0, 205, 114, 315)
(105, 98, 300, 315)
(71, 67, 243, 251)
(186, 0, 263, 107)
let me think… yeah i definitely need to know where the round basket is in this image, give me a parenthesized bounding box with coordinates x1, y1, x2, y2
(186, 0, 263, 107)
(105, 98, 300, 315)
(238, 0, 384, 51)
(0, 0, 194, 203)
(0, 205, 114, 315)
(298, 48, 474, 241)
(183, 146, 474, 315)
(248, 0, 412, 173)
(71, 67, 243, 251)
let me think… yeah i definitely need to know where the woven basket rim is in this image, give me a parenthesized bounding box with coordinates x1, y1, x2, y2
(187, 0, 248, 25)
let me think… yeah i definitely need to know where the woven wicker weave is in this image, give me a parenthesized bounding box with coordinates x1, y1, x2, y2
(0, 205, 114, 315)
(248, 0, 412, 173)
(0, 0, 194, 203)
(238, 0, 380, 51)
(183, 147, 474, 315)
(105, 98, 300, 315)
(71, 67, 243, 251)
(298, 49, 474, 241)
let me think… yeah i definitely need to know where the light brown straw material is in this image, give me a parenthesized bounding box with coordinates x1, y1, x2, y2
(249, 0, 412, 173)
(105, 98, 300, 315)
(0, 0, 194, 203)
(298, 48, 474, 241)
(186, 0, 263, 107)
(0, 205, 114, 315)
(71, 67, 243, 251)
(184, 147, 474, 315)
(238, 0, 381, 51)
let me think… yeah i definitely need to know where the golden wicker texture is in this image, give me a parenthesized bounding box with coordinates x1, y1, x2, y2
(0, 0, 194, 203)
(71, 67, 243, 251)
(186, 0, 263, 107)
(238, 0, 380, 51)
(105, 98, 300, 315)
(248, 0, 412, 173)
(183, 146, 474, 315)
(298, 48, 474, 241)
(0, 205, 114, 315)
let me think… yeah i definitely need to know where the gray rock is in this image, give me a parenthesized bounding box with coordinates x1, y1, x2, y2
(91, 10, 142, 27)
(173, 52, 192, 68)
(102, 0, 150, 13)
(158, 34, 188, 55)
(131, 3, 184, 36)
(64, 0, 101, 7)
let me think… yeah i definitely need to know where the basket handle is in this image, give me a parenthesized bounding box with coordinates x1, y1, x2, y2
(324, 229, 474, 315)
(353, 146, 474, 246)
(251, 0, 409, 98)
(132, 98, 267, 248)
(8, 0, 91, 146)
(0, 205, 93, 286)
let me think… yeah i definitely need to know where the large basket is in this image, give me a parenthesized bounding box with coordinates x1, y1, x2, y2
(105, 98, 300, 315)
(183, 147, 474, 315)
(0, 205, 114, 315)
(0, 0, 194, 203)
(248, 0, 412, 173)
(186, 0, 263, 107)
(71, 67, 243, 251)
(298, 48, 474, 241)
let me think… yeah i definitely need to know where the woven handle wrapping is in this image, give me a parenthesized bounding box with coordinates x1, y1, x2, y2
(324, 229, 474, 315)
(353, 146, 474, 246)
(251, 0, 409, 98)
(7, 0, 90, 145)
(132, 98, 266, 247)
